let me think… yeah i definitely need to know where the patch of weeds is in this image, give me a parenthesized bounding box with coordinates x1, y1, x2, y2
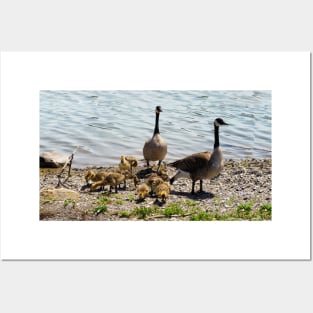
(64, 199, 76, 208)
(236, 203, 252, 214)
(133, 207, 154, 219)
(111, 193, 122, 199)
(259, 203, 272, 213)
(259, 203, 272, 220)
(119, 211, 132, 218)
(183, 200, 197, 207)
(127, 194, 136, 202)
(115, 199, 125, 205)
(98, 196, 112, 205)
(94, 205, 108, 216)
(164, 204, 184, 218)
(190, 211, 214, 221)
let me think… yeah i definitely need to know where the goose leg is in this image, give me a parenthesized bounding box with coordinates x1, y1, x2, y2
(191, 181, 195, 195)
(199, 180, 203, 193)
(115, 184, 118, 193)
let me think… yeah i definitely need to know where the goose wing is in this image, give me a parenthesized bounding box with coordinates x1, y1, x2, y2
(169, 151, 211, 172)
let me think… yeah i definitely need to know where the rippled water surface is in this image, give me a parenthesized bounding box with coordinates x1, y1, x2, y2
(40, 90, 271, 168)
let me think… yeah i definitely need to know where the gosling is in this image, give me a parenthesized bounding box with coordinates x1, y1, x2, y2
(145, 173, 164, 194)
(125, 156, 138, 172)
(154, 182, 171, 202)
(120, 170, 139, 187)
(119, 155, 131, 172)
(137, 183, 151, 201)
(85, 169, 108, 184)
(91, 172, 125, 193)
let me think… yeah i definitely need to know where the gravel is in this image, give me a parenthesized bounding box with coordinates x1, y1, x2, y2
(40, 158, 272, 221)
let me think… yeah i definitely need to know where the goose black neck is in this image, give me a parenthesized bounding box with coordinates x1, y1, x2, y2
(214, 124, 220, 149)
(153, 112, 160, 135)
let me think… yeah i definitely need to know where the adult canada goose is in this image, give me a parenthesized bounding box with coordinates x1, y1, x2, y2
(169, 118, 229, 195)
(143, 106, 167, 171)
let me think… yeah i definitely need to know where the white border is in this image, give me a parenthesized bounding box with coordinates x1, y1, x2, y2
(0, 52, 310, 259)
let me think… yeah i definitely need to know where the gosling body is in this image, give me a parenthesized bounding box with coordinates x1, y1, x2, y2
(91, 172, 125, 193)
(155, 182, 171, 202)
(137, 183, 151, 200)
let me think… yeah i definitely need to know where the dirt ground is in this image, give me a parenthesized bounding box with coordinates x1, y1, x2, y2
(40, 158, 272, 221)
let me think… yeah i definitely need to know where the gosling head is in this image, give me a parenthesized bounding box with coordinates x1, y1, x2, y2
(155, 106, 162, 113)
(214, 118, 229, 127)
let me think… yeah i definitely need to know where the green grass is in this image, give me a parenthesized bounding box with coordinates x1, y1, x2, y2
(259, 203, 272, 212)
(64, 199, 76, 208)
(127, 194, 136, 202)
(98, 196, 113, 205)
(93, 205, 108, 216)
(115, 199, 125, 205)
(119, 210, 132, 218)
(189, 203, 272, 221)
(93, 196, 111, 215)
(163, 204, 184, 218)
(133, 207, 155, 219)
(190, 211, 214, 221)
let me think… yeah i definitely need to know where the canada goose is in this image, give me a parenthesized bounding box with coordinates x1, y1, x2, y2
(90, 172, 125, 193)
(85, 169, 108, 184)
(169, 118, 229, 195)
(120, 170, 139, 187)
(137, 183, 151, 200)
(119, 155, 131, 172)
(145, 173, 164, 194)
(155, 182, 171, 202)
(158, 166, 169, 181)
(143, 106, 167, 171)
(125, 156, 138, 172)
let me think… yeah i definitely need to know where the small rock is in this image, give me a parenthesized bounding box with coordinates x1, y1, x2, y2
(40, 151, 69, 168)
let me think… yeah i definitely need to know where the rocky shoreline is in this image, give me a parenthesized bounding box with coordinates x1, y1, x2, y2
(40, 158, 272, 221)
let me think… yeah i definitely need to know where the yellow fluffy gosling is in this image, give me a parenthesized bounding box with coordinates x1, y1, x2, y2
(155, 182, 171, 202)
(91, 172, 125, 193)
(125, 156, 138, 171)
(85, 169, 108, 184)
(137, 183, 151, 201)
(119, 155, 131, 172)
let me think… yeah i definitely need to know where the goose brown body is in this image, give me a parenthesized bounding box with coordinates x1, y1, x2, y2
(143, 106, 167, 169)
(169, 118, 228, 194)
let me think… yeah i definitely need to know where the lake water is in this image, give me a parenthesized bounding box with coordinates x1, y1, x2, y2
(40, 90, 271, 168)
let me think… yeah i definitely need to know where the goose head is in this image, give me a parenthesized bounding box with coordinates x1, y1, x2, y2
(155, 106, 162, 113)
(214, 118, 229, 127)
